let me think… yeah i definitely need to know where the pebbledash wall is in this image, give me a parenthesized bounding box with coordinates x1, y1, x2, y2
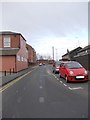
(0, 32, 29, 72)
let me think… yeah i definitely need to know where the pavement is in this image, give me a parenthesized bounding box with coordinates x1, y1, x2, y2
(0, 65, 38, 86)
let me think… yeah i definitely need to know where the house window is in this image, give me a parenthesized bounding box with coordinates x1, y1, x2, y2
(24, 58, 27, 62)
(17, 55, 20, 61)
(4, 35, 11, 47)
(26, 48, 28, 53)
(21, 57, 24, 61)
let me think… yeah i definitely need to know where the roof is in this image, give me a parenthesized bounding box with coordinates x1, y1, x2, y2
(61, 61, 79, 64)
(78, 45, 90, 53)
(62, 47, 82, 57)
(37, 59, 48, 61)
(0, 31, 26, 41)
(26, 44, 33, 49)
(0, 48, 19, 56)
(26, 44, 36, 52)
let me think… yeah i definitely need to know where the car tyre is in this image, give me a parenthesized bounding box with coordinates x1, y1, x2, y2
(59, 73, 62, 78)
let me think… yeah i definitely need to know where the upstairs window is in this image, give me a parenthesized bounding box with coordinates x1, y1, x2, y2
(4, 35, 11, 47)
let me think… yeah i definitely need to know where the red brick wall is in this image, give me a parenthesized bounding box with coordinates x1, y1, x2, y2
(0, 35, 3, 48)
(0, 56, 2, 71)
(0, 34, 20, 48)
(0, 56, 16, 72)
(16, 36, 28, 71)
(11, 34, 20, 48)
(31, 48, 33, 62)
(33, 50, 36, 63)
(26, 44, 34, 63)
(0, 34, 28, 72)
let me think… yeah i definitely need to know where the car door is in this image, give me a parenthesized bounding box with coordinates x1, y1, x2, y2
(61, 64, 66, 78)
(62, 64, 67, 78)
(60, 63, 65, 77)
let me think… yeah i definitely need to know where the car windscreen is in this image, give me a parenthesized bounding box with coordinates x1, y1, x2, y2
(66, 62, 83, 69)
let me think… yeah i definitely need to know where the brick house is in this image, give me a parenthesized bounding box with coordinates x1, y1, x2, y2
(26, 44, 36, 66)
(33, 48, 36, 63)
(62, 47, 82, 61)
(37, 59, 48, 64)
(74, 45, 90, 70)
(0, 31, 28, 72)
(37, 59, 54, 65)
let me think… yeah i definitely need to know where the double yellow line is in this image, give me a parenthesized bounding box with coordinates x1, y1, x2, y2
(0, 69, 35, 93)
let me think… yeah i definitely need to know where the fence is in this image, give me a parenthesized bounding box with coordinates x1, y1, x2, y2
(74, 53, 90, 71)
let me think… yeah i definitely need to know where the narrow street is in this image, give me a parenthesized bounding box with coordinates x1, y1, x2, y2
(2, 65, 88, 118)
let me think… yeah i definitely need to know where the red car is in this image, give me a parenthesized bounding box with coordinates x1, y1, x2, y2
(59, 61, 88, 82)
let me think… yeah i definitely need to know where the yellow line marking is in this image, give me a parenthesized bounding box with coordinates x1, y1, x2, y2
(0, 69, 36, 93)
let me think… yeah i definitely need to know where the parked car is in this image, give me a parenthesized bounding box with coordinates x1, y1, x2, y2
(43, 63, 45, 65)
(39, 63, 42, 66)
(52, 61, 62, 74)
(59, 61, 88, 82)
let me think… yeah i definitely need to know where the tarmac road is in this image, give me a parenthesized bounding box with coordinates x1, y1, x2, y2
(1, 65, 88, 118)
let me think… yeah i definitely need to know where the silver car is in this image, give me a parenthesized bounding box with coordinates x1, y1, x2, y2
(52, 61, 62, 74)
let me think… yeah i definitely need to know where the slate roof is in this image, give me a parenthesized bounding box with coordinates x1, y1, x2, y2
(78, 45, 90, 53)
(62, 47, 82, 57)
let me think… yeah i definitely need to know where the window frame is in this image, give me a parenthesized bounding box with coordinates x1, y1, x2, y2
(3, 35, 11, 48)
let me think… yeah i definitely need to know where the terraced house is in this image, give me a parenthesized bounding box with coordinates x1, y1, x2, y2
(0, 31, 36, 72)
(26, 44, 36, 66)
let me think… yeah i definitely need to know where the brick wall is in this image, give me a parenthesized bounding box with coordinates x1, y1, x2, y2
(26, 44, 36, 64)
(0, 35, 3, 48)
(0, 34, 20, 48)
(16, 36, 28, 71)
(0, 56, 16, 72)
(11, 34, 20, 48)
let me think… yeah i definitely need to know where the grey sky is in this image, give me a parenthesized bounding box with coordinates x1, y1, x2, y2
(0, 1, 88, 59)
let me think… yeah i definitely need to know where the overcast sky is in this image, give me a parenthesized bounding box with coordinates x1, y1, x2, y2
(0, 0, 89, 60)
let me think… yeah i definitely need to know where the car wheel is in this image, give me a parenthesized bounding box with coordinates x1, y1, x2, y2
(65, 76, 69, 83)
(59, 73, 62, 78)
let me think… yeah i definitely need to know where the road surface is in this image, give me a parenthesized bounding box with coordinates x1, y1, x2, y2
(1, 65, 88, 118)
